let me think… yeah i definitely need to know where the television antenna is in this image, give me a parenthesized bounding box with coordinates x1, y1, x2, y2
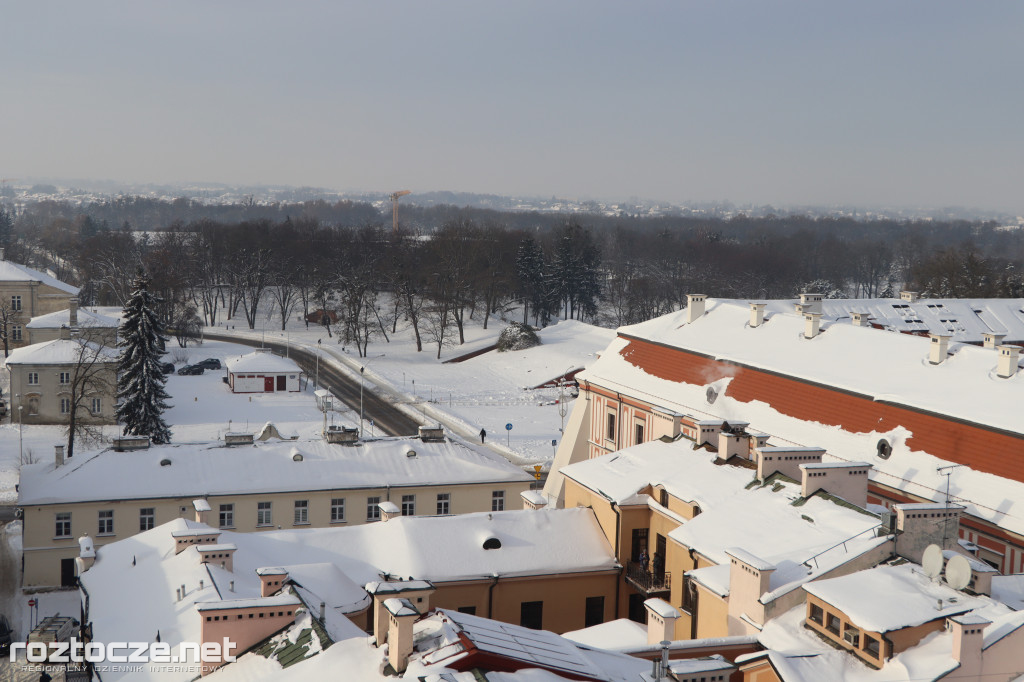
(937, 464, 962, 546)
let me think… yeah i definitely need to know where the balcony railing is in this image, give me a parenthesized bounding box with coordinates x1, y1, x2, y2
(625, 560, 671, 593)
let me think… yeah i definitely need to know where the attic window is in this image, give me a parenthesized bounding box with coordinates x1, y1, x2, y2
(482, 537, 502, 550)
(160, 459, 172, 467)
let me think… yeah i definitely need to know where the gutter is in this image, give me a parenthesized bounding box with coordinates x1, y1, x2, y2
(611, 501, 622, 620)
(487, 574, 499, 618)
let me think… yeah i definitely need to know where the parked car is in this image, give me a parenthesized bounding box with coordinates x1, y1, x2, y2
(0, 614, 12, 654)
(161, 362, 175, 374)
(196, 358, 222, 370)
(177, 365, 205, 376)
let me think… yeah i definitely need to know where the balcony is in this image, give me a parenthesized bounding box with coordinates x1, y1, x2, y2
(625, 560, 671, 594)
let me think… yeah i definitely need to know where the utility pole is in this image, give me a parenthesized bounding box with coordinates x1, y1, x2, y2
(388, 190, 411, 233)
(359, 366, 365, 437)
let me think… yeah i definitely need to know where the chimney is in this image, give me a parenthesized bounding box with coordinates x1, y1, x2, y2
(949, 614, 989, 678)
(367, 581, 436, 647)
(997, 345, 1020, 378)
(193, 499, 211, 524)
(685, 294, 706, 324)
(725, 548, 775, 635)
(893, 503, 963, 563)
(799, 462, 872, 508)
(379, 501, 401, 522)
(717, 430, 750, 462)
(929, 334, 951, 365)
(644, 599, 680, 644)
(55, 444, 65, 467)
(256, 568, 288, 597)
(75, 534, 96, 575)
(749, 303, 766, 328)
(803, 312, 822, 339)
(59, 325, 72, 340)
(384, 598, 419, 673)
(983, 332, 1006, 349)
(69, 298, 79, 327)
(900, 291, 919, 303)
(197, 544, 236, 572)
(799, 293, 823, 315)
(850, 311, 871, 328)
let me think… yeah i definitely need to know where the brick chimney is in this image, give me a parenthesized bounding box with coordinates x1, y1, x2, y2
(900, 291, 919, 303)
(893, 503, 963, 563)
(384, 598, 419, 673)
(949, 614, 989, 678)
(644, 599, 680, 644)
(685, 294, 706, 324)
(198, 544, 236, 572)
(997, 345, 1020, 378)
(929, 334, 951, 365)
(256, 568, 288, 597)
(983, 332, 1006, 349)
(749, 303, 766, 328)
(850, 311, 872, 328)
(69, 298, 79, 327)
(803, 313, 822, 339)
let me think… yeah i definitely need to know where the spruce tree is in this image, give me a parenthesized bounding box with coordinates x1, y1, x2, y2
(116, 270, 172, 443)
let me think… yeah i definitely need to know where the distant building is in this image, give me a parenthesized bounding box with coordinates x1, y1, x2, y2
(0, 248, 79, 350)
(225, 350, 302, 393)
(26, 297, 119, 345)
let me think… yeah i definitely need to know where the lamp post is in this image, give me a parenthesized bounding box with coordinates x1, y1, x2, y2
(558, 366, 573, 434)
(359, 366, 365, 437)
(315, 339, 321, 390)
(16, 394, 23, 463)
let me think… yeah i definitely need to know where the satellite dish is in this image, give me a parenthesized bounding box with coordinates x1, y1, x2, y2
(922, 544, 944, 579)
(876, 439, 893, 459)
(706, 387, 718, 404)
(945, 554, 972, 591)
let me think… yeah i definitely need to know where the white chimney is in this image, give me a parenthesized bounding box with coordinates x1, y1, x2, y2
(900, 291, 919, 303)
(949, 614, 989, 677)
(55, 444, 65, 467)
(803, 313, 821, 339)
(997, 345, 1020, 378)
(799, 293, 823, 315)
(69, 298, 79, 327)
(929, 334, 951, 365)
(749, 303, 766, 328)
(983, 332, 1006, 349)
(850, 311, 871, 327)
(644, 599, 680, 644)
(686, 294, 706, 324)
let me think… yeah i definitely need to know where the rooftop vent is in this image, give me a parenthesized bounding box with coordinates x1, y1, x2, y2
(292, 452, 303, 462)
(405, 448, 417, 458)
(482, 537, 502, 550)
(160, 459, 172, 467)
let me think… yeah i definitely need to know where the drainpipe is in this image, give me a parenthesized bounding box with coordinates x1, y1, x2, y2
(611, 501, 622, 619)
(616, 392, 623, 450)
(487, 574, 499, 618)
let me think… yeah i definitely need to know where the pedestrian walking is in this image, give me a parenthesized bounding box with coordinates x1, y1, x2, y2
(480, 428, 487, 444)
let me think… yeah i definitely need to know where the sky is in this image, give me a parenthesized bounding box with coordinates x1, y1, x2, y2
(2, 1, 1023, 211)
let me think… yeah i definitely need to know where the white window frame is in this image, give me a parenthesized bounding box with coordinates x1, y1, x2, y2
(367, 496, 381, 521)
(98, 509, 114, 535)
(436, 493, 450, 515)
(27, 372, 39, 385)
(401, 494, 415, 516)
(59, 371, 70, 385)
(219, 504, 234, 529)
(492, 490, 505, 512)
(139, 508, 155, 532)
(91, 398, 102, 414)
(11, 325, 21, 341)
(294, 500, 309, 525)
(55, 512, 71, 538)
(60, 397, 71, 414)
(11, 295, 21, 311)
(330, 498, 345, 523)
(257, 501, 272, 526)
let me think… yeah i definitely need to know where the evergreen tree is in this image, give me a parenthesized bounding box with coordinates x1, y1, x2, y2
(116, 270, 172, 443)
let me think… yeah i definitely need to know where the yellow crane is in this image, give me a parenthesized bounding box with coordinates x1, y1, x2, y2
(389, 190, 411, 233)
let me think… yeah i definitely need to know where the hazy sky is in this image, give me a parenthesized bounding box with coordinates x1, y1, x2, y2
(3, 1, 1022, 211)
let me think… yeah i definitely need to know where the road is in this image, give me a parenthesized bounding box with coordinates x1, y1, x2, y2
(199, 332, 423, 437)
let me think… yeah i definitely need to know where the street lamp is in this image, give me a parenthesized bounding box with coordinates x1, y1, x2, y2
(315, 339, 321, 390)
(359, 367, 365, 437)
(558, 366, 573, 433)
(16, 394, 23, 463)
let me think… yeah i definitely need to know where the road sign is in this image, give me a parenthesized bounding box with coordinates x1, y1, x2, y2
(551, 439, 557, 447)
(28, 599, 36, 607)
(533, 464, 542, 480)
(505, 423, 513, 431)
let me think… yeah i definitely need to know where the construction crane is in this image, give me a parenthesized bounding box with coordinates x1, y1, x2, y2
(389, 190, 411, 233)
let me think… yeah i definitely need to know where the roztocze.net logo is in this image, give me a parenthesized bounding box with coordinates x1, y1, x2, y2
(10, 638, 237, 664)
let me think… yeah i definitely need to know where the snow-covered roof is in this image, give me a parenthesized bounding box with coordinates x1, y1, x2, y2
(803, 563, 983, 632)
(19, 436, 532, 505)
(741, 296, 1024, 345)
(644, 597, 680, 619)
(26, 307, 119, 329)
(0, 258, 79, 294)
(197, 594, 300, 611)
(4, 338, 118, 365)
(562, 619, 648, 650)
(383, 597, 417, 617)
(576, 302, 1024, 538)
(226, 351, 302, 374)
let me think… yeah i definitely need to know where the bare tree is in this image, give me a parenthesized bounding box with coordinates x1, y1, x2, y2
(63, 330, 118, 459)
(0, 300, 15, 357)
(269, 269, 301, 331)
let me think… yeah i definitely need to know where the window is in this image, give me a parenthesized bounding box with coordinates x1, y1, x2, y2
(635, 422, 644, 445)
(294, 500, 309, 524)
(257, 501, 272, 526)
(659, 489, 669, 507)
(330, 498, 345, 523)
(27, 372, 39, 385)
(585, 596, 605, 628)
(843, 625, 860, 647)
(826, 613, 841, 636)
(11, 295, 21, 311)
(60, 398, 71, 414)
(436, 493, 450, 515)
(98, 510, 114, 535)
(59, 372, 70, 385)
(606, 412, 616, 441)
(520, 601, 543, 630)
(863, 634, 881, 658)
(91, 398, 101, 414)
(457, 606, 476, 615)
(630, 528, 649, 563)
(11, 325, 21, 342)
(139, 508, 155, 532)
(55, 512, 71, 538)
(219, 504, 234, 528)
(401, 494, 415, 516)
(491, 490, 505, 512)
(367, 496, 381, 521)
(808, 603, 824, 625)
